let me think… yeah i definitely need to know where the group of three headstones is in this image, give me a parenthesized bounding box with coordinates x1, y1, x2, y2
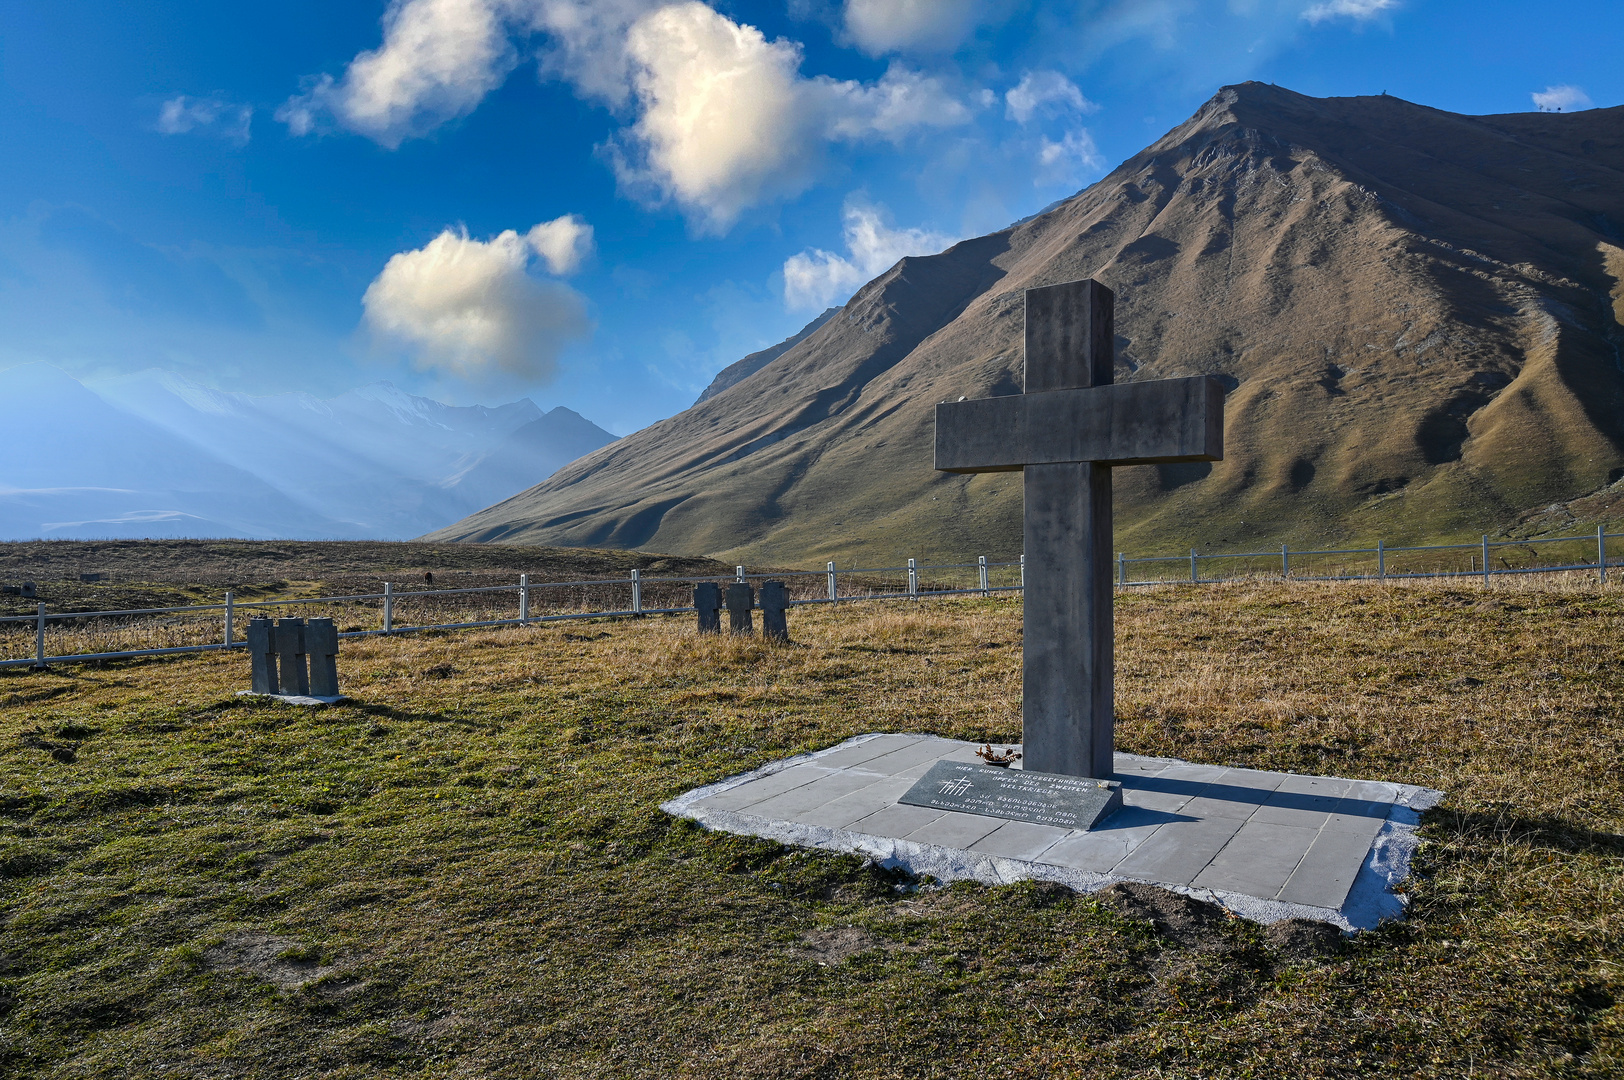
(694, 580, 790, 640)
(247, 616, 340, 697)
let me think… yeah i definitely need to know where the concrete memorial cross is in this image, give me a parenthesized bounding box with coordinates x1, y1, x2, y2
(935, 278, 1225, 779)
(274, 618, 310, 697)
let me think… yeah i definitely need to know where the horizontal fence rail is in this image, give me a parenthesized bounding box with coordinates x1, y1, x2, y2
(1, 528, 1616, 670)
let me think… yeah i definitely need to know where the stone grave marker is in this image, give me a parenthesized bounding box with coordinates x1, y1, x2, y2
(725, 582, 754, 635)
(760, 580, 789, 641)
(935, 278, 1225, 778)
(306, 617, 340, 698)
(274, 618, 309, 696)
(247, 616, 278, 694)
(900, 759, 1122, 829)
(694, 582, 722, 634)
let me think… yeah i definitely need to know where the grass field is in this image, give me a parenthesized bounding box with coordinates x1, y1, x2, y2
(2, 575, 1621, 1078)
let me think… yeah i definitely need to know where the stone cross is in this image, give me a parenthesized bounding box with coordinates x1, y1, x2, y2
(725, 582, 754, 635)
(759, 580, 789, 642)
(247, 616, 277, 694)
(306, 617, 340, 698)
(694, 582, 723, 634)
(274, 618, 309, 696)
(935, 279, 1225, 778)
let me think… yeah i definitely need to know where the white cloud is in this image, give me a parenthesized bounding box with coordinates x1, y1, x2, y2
(524, 214, 595, 274)
(1036, 129, 1105, 187)
(843, 0, 983, 54)
(278, 0, 516, 147)
(156, 96, 252, 144)
(620, 3, 970, 232)
(783, 200, 955, 311)
(1532, 85, 1594, 112)
(1302, 0, 1398, 24)
(362, 220, 593, 380)
(283, 0, 970, 231)
(1005, 71, 1096, 125)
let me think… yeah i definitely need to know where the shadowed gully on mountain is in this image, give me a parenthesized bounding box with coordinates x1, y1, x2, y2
(427, 84, 1624, 566)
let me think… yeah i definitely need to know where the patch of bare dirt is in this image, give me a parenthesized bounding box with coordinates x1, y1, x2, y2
(1093, 882, 1235, 948)
(1265, 917, 1346, 961)
(204, 932, 332, 989)
(794, 927, 883, 965)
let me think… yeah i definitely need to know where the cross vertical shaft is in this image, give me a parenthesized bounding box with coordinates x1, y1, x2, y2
(1021, 281, 1115, 778)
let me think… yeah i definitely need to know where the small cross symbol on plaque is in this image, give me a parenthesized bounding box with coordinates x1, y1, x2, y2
(935, 279, 1226, 778)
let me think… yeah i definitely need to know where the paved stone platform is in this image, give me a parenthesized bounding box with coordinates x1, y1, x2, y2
(663, 733, 1443, 930)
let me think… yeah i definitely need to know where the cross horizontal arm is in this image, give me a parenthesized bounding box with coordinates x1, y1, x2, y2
(935, 376, 1225, 473)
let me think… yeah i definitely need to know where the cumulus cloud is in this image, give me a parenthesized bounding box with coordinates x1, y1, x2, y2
(524, 214, 595, 274)
(362, 217, 594, 380)
(842, 0, 984, 55)
(783, 200, 955, 311)
(1302, 0, 1398, 24)
(277, 0, 516, 146)
(620, 3, 971, 232)
(1005, 71, 1096, 125)
(156, 96, 252, 143)
(1532, 85, 1594, 112)
(283, 0, 969, 231)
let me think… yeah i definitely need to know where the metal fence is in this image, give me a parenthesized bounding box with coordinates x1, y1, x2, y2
(1, 527, 1616, 670)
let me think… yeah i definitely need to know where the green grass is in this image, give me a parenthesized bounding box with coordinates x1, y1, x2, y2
(1, 579, 1622, 1077)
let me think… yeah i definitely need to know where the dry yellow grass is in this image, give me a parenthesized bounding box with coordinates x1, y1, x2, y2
(1, 576, 1621, 1077)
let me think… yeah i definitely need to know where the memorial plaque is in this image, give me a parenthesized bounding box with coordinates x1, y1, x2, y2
(899, 760, 1123, 831)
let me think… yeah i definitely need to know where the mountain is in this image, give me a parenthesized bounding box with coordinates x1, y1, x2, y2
(435, 83, 1624, 565)
(0, 366, 616, 540)
(695, 308, 839, 404)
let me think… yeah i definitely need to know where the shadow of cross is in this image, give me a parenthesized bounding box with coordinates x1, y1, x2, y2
(935, 278, 1226, 779)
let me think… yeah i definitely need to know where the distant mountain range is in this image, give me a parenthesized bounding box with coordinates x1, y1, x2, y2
(0, 364, 615, 540)
(427, 83, 1624, 565)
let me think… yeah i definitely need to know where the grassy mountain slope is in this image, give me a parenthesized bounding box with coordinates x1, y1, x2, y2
(428, 83, 1624, 566)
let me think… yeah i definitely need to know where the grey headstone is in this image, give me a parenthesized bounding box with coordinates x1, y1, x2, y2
(274, 618, 309, 696)
(760, 580, 789, 641)
(725, 582, 754, 635)
(899, 759, 1123, 830)
(306, 617, 339, 698)
(694, 582, 722, 634)
(934, 279, 1225, 778)
(246, 616, 278, 695)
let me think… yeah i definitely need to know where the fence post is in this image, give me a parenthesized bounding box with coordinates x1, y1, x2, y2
(908, 558, 918, 599)
(1118, 551, 1126, 589)
(978, 556, 988, 596)
(1282, 544, 1289, 580)
(520, 574, 530, 624)
(35, 603, 46, 669)
(1482, 535, 1491, 587)
(224, 590, 234, 647)
(1020, 554, 1025, 589)
(631, 569, 642, 615)
(1599, 526, 1607, 584)
(1377, 539, 1385, 580)
(1190, 549, 1198, 583)
(383, 582, 393, 634)
(736, 565, 745, 583)
(827, 561, 837, 603)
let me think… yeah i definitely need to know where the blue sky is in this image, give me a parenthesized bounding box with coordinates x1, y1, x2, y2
(1, 1, 1619, 435)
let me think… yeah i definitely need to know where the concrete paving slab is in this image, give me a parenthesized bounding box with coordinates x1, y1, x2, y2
(789, 778, 915, 829)
(1036, 809, 1166, 872)
(1112, 812, 1249, 885)
(808, 734, 924, 770)
(689, 764, 827, 810)
(745, 770, 891, 818)
(905, 809, 1006, 849)
(846, 802, 945, 837)
(969, 820, 1073, 861)
(1192, 820, 1317, 896)
(661, 735, 1445, 930)
(1278, 813, 1391, 909)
